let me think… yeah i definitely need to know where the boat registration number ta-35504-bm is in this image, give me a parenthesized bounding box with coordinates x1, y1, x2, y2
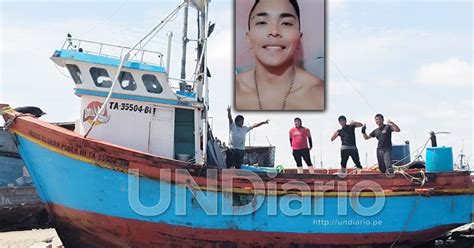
(109, 101, 157, 114)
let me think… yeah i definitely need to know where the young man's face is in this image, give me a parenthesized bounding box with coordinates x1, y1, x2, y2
(247, 0, 301, 69)
(236, 119, 244, 127)
(338, 119, 346, 127)
(375, 116, 384, 127)
(294, 119, 301, 127)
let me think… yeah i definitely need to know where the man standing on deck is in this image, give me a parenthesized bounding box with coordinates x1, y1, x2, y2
(289, 117, 315, 174)
(227, 106, 269, 169)
(330, 115, 363, 174)
(362, 114, 401, 175)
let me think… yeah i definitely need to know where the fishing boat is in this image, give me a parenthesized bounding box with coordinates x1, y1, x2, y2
(0, 127, 51, 231)
(1, 1, 472, 247)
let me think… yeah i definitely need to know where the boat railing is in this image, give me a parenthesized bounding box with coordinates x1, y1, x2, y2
(61, 37, 164, 68)
(61, 37, 199, 99)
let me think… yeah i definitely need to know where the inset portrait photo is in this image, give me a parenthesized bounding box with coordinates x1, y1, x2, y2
(235, 0, 325, 111)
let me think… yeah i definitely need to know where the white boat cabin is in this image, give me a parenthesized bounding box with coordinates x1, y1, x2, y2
(50, 37, 204, 163)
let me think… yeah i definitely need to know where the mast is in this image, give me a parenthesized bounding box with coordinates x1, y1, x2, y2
(201, 0, 209, 165)
(186, 0, 209, 165)
(196, 1, 206, 101)
(180, 2, 189, 83)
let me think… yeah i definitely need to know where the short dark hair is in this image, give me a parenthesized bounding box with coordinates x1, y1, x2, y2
(338, 115, 346, 121)
(248, 0, 301, 30)
(375, 114, 384, 119)
(294, 117, 301, 122)
(235, 115, 244, 122)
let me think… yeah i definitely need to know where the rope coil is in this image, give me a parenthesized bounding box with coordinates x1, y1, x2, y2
(3, 113, 35, 131)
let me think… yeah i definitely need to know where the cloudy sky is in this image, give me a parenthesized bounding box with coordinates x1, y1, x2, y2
(1, 0, 472, 169)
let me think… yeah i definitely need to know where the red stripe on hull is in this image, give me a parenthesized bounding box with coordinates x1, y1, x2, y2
(48, 204, 457, 248)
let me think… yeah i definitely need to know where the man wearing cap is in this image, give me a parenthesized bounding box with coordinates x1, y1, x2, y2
(331, 115, 363, 174)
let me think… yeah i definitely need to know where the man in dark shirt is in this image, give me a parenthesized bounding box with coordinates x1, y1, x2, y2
(331, 115, 363, 174)
(362, 114, 401, 175)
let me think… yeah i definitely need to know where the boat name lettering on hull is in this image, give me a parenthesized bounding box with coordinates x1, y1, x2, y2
(109, 101, 156, 114)
(27, 130, 129, 169)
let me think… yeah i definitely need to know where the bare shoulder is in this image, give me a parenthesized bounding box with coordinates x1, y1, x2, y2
(297, 68, 324, 89)
(286, 68, 325, 110)
(236, 69, 255, 93)
(235, 69, 259, 110)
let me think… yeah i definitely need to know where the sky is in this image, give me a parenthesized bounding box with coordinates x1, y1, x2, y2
(0, 0, 472, 170)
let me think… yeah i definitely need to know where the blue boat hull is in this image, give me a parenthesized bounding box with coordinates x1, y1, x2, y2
(15, 133, 473, 246)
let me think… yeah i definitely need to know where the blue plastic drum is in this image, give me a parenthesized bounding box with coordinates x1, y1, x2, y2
(392, 144, 411, 165)
(426, 147, 453, 172)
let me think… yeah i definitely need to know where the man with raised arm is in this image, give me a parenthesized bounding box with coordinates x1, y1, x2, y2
(331, 115, 363, 174)
(362, 114, 401, 175)
(227, 106, 269, 169)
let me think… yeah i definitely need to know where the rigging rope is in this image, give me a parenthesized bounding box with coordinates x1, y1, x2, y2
(79, 0, 130, 37)
(327, 58, 377, 113)
(129, 6, 182, 62)
(327, 58, 409, 144)
(394, 169, 426, 186)
(84, 2, 188, 138)
(3, 113, 35, 131)
(53, 63, 71, 79)
(390, 196, 421, 247)
(393, 131, 451, 170)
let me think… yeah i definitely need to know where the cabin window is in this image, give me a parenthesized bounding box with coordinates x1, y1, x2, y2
(90, 67, 112, 88)
(142, 74, 163, 94)
(66, 64, 83, 84)
(119, 71, 137, 91)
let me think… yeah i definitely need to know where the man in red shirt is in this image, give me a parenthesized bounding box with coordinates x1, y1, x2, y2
(289, 117, 314, 174)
